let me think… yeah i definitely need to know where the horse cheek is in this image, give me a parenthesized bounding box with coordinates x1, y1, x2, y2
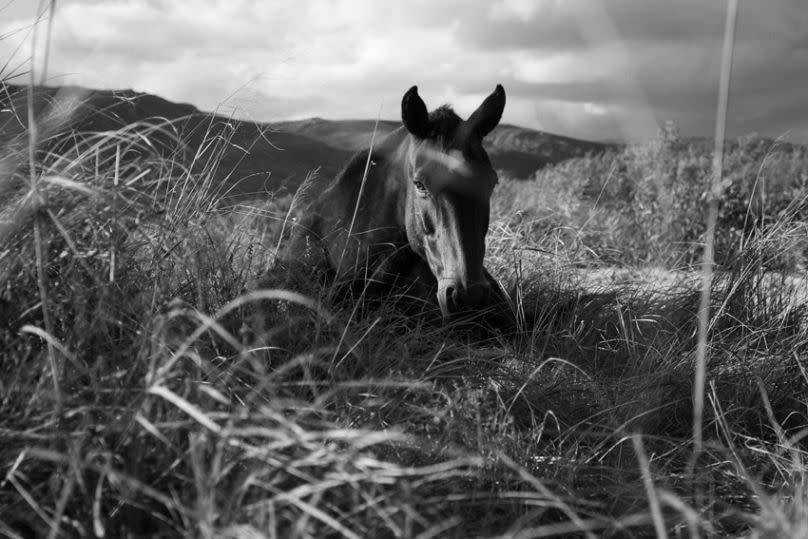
(404, 197, 425, 258)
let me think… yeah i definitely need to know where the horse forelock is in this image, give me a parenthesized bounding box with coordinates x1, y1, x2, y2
(425, 105, 462, 148)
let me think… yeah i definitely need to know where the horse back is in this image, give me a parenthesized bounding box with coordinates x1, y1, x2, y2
(282, 128, 411, 278)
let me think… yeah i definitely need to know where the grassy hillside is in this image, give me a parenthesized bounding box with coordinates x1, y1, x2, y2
(2, 84, 808, 538)
(521, 132, 808, 268)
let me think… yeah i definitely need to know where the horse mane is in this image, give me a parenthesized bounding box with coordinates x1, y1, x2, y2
(426, 105, 462, 148)
(334, 105, 463, 188)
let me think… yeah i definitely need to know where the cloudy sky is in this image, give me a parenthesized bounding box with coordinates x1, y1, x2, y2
(1, 0, 807, 143)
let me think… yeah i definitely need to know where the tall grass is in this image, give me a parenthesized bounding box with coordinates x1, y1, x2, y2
(3, 83, 808, 536)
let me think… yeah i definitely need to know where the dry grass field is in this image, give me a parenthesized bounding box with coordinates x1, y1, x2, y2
(2, 74, 808, 538)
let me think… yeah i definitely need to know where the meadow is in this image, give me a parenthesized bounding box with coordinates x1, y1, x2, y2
(2, 82, 808, 539)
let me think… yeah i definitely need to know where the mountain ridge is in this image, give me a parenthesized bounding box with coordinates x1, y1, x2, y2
(2, 83, 615, 199)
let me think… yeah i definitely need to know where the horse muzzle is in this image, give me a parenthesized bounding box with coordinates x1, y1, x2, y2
(437, 278, 491, 317)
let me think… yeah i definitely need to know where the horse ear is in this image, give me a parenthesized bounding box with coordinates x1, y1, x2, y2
(466, 84, 506, 139)
(401, 85, 430, 139)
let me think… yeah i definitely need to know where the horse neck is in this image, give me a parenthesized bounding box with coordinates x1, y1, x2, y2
(367, 127, 413, 226)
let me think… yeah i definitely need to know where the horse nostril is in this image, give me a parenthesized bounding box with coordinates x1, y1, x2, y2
(440, 280, 488, 315)
(445, 285, 459, 312)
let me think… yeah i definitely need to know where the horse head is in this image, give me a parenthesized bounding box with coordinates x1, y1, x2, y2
(400, 85, 505, 317)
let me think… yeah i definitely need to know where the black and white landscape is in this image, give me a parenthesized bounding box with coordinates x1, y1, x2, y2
(2, 2, 808, 538)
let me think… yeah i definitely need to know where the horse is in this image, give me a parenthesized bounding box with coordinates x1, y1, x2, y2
(281, 84, 509, 320)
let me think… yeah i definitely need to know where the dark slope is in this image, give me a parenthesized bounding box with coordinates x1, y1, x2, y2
(271, 118, 613, 179)
(1, 83, 352, 199)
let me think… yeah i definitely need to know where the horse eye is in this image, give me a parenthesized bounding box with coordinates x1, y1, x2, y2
(413, 180, 426, 191)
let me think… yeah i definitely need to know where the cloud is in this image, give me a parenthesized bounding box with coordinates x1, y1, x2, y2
(0, 0, 807, 143)
(490, 0, 544, 23)
(456, 0, 808, 140)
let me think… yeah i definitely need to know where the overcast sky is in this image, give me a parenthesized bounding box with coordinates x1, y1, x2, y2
(1, 0, 807, 143)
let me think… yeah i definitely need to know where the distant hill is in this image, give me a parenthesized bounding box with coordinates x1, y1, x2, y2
(270, 118, 401, 152)
(1, 83, 613, 200)
(271, 118, 613, 179)
(0, 83, 353, 199)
